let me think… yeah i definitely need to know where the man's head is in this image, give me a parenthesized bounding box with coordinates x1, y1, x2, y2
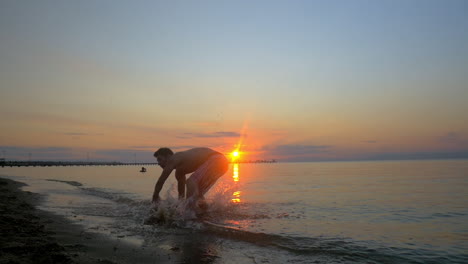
(154, 147, 174, 168)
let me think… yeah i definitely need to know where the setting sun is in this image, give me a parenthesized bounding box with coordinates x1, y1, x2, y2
(230, 150, 241, 162)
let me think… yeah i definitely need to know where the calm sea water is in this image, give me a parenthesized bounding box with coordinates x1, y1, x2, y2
(1, 160, 467, 263)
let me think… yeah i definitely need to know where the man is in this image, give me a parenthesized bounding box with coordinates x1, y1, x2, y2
(152, 147, 229, 209)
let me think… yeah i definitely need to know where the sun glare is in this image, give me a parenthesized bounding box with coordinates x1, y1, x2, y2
(230, 150, 241, 161)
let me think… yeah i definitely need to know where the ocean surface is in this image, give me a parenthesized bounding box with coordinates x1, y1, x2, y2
(1, 159, 467, 263)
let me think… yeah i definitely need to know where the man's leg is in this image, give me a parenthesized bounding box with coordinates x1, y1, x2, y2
(186, 155, 228, 209)
(186, 177, 199, 200)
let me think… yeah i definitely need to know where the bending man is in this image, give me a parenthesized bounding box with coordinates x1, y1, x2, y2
(152, 147, 229, 209)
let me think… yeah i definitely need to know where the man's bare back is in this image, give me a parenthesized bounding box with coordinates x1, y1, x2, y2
(169, 148, 222, 175)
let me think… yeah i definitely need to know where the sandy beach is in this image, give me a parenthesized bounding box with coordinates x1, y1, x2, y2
(0, 178, 73, 263)
(0, 177, 181, 264)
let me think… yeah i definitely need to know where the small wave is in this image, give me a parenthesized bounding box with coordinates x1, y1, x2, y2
(431, 212, 467, 218)
(201, 223, 364, 258)
(200, 224, 465, 263)
(80, 187, 137, 203)
(46, 179, 83, 186)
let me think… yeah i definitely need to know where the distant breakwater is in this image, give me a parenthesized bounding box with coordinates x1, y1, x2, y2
(0, 161, 157, 167)
(1, 159, 276, 167)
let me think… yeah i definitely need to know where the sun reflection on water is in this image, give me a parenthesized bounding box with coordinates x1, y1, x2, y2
(232, 163, 239, 182)
(232, 163, 241, 203)
(232, 191, 241, 203)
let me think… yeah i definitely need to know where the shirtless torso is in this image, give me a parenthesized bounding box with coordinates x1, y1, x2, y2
(169, 148, 221, 175)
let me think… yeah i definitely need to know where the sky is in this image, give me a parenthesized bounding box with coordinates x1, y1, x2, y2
(1, 0, 467, 162)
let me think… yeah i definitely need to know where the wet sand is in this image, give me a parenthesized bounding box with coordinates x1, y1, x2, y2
(0, 177, 74, 263)
(0, 177, 180, 264)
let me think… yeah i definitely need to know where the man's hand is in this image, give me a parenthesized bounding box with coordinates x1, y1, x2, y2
(152, 163, 175, 207)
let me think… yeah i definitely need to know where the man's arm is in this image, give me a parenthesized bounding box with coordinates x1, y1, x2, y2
(175, 169, 186, 199)
(152, 164, 175, 203)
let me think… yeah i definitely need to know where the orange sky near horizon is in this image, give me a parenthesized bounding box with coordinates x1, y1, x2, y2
(1, 1, 467, 162)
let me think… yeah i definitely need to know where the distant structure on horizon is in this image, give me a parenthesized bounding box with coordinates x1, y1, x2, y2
(231, 159, 277, 164)
(1, 158, 277, 167)
(0, 160, 157, 168)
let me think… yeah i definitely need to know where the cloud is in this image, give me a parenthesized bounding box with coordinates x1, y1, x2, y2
(61, 132, 104, 136)
(128, 146, 157, 149)
(438, 132, 467, 145)
(63, 132, 88, 136)
(262, 144, 332, 157)
(362, 150, 468, 161)
(362, 140, 377, 144)
(180, 131, 242, 138)
(94, 149, 146, 155)
(171, 145, 199, 150)
(8, 112, 170, 138)
(261, 144, 468, 162)
(0, 146, 71, 152)
(0, 146, 75, 160)
(192, 122, 221, 128)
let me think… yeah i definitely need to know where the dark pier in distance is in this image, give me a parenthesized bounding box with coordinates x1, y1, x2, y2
(0, 161, 158, 168)
(230, 159, 277, 164)
(1, 159, 277, 167)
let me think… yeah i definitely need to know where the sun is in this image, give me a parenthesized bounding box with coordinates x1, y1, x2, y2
(230, 150, 240, 160)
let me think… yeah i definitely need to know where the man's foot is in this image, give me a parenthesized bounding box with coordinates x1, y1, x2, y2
(194, 200, 209, 218)
(144, 215, 159, 225)
(197, 199, 208, 211)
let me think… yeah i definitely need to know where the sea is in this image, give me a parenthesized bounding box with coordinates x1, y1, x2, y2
(1, 159, 467, 263)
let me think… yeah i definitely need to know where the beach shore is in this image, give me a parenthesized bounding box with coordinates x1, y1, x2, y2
(0, 177, 178, 264)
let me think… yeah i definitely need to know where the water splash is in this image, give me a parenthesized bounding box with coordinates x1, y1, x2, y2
(77, 181, 270, 230)
(141, 182, 247, 227)
(146, 198, 198, 227)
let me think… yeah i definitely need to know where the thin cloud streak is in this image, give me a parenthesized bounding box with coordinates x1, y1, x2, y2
(261, 144, 333, 161)
(0, 146, 76, 161)
(360, 150, 468, 161)
(180, 131, 242, 138)
(63, 132, 88, 136)
(438, 132, 467, 146)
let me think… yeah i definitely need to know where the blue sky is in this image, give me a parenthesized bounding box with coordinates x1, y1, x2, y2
(1, 0, 467, 162)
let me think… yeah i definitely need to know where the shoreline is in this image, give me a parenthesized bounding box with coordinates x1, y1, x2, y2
(0, 177, 177, 264)
(0, 177, 73, 263)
